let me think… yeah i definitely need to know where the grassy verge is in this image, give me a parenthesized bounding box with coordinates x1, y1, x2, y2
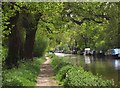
(2, 57, 45, 87)
(51, 55, 116, 87)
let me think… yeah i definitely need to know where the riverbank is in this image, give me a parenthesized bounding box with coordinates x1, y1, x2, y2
(51, 55, 117, 87)
(54, 53, 120, 85)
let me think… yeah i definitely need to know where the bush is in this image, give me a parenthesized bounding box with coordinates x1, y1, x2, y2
(56, 65, 73, 82)
(51, 56, 115, 87)
(1, 47, 8, 64)
(64, 67, 115, 87)
(51, 56, 71, 74)
(34, 36, 49, 57)
(58, 44, 71, 54)
(2, 57, 45, 87)
(46, 53, 56, 59)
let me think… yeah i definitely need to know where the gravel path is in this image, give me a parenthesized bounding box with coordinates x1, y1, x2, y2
(35, 57, 59, 88)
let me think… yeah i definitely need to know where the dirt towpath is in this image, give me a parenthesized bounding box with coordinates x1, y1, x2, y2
(35, 57, 59, 88)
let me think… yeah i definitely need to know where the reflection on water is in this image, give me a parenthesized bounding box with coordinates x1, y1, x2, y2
(65, 54, 120, 85)
(84, 56, 91, 64)
(114, 60, 120, 70)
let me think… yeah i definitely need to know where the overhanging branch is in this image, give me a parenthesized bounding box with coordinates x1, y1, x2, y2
(71, 17, 103, 25)
(66, 11, 110, 25)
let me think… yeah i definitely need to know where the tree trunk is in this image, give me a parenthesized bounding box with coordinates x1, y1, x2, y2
(5, 25, 20, 68)
(23, 12, 42, 60)
(24, 30, 36, 60)
(5, 11, 20, 68)
(19, 40, 24, 60)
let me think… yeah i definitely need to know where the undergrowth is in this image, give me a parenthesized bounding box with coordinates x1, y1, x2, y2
(2, 57, 45, 87)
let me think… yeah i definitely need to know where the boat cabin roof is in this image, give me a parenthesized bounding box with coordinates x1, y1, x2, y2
(85, 48, 90, 50)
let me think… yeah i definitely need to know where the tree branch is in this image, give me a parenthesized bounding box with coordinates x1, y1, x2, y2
(71, 17, 103, 25)
(95, 14, 110, 20)
(66, 11, 109, 25)
(46, 26, 53, 34)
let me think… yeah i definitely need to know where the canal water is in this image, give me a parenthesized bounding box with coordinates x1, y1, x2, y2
(55, 53, 120, 85)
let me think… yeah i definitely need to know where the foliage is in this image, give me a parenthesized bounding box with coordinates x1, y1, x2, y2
(34, 36, 49, 57)
(64, 67, 115, 87)
(46, 53, 56, 59)
(51, 55, 71, 74)
(56, 65, 73, 85)
(60, 2, 119, 51)
(2, 2, 64, 67)
(1, 2, 119, 86)
(1, 47, 8, 63)
(51, 56, 116, 87)
(58, 44, 71, 53)
(2, 57, 45, 87)
(2, 2, 119, 68)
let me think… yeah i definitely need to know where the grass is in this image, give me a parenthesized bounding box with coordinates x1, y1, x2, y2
(2, 57, 45, 87)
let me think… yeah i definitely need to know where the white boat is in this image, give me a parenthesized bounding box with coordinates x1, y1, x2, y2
(84, 48, 91, 55)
